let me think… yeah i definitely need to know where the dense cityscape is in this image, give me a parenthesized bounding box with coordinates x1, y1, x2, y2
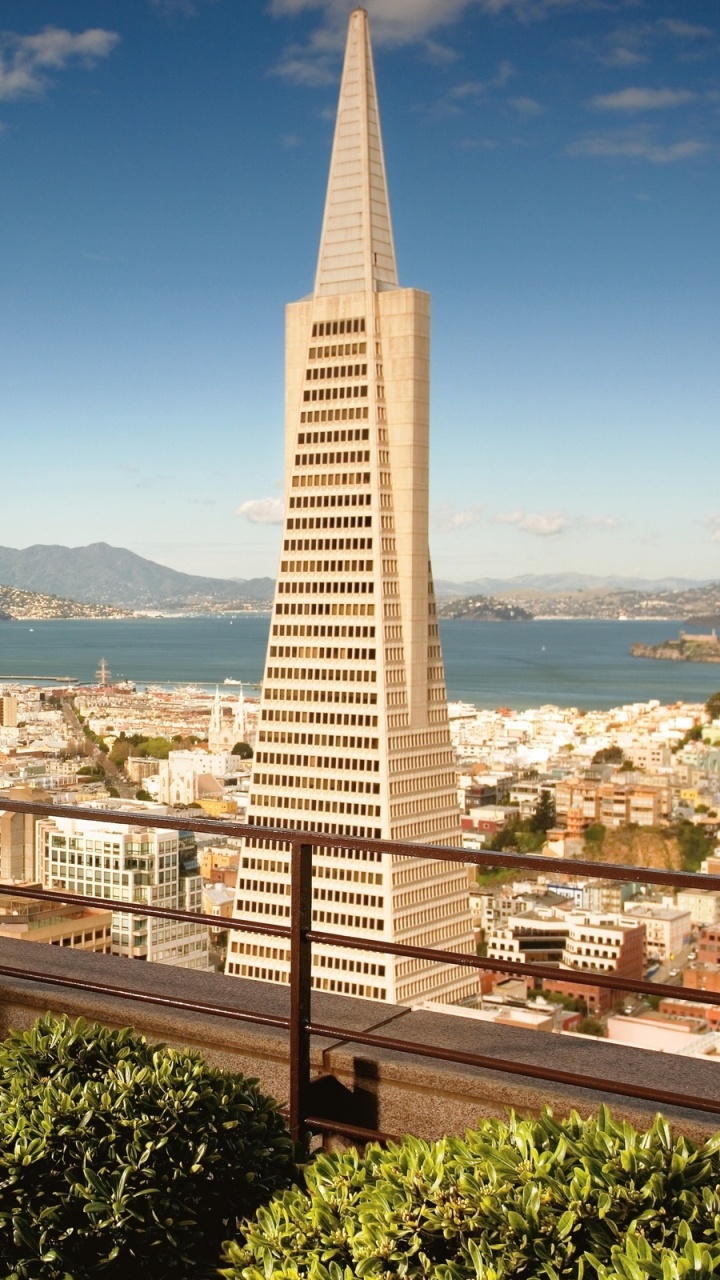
(2, 675, 720, 1053)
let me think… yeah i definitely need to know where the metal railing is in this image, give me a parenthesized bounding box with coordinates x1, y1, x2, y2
(2, 795, 720, 1141)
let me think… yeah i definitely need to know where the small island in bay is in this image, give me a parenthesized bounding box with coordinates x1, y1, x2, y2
(631, 629, 720, 663)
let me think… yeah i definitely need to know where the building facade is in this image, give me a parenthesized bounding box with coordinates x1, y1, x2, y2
(37, 817, 210, 970)
(226, 8, 474, 1005)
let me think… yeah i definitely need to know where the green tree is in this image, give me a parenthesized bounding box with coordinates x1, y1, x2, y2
(135, 737, 171, 759)
(576, 1016, 605, 1037)
(135, 789, 153, 802)
(592, 745, 624, 765)
(231, 741, 253, 758)
(676, 819, 713, 871)
(109, 739, 131, 767)
(584, 822, 606, 848)
(706, 691, 720, 721)
(530, 789, 556, 833)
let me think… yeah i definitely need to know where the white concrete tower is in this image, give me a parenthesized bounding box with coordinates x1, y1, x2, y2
(227, 8, 475, 1005)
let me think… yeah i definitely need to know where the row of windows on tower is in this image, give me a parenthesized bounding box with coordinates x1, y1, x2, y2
(276, 580, 375, 596)
(254, 774, 380, 797)
(266, 666, 377, 684)
(272, 625, 375, 639)
(247, 815, 382, 842)
(283, 538, 372, 553)
(257, 732, 379, 751)
(297, 428, 369, 446)
(274, 604, 376, 621)
(308, 343, 366, 360)
(269, 646, 377, 661)
(286, 514, 372, 531)
(305, 364, 367, 381)
(295, 450, 370, 467)
(303, 386, 368, 403)
(299, 407, 370, 424)
(288, 492, 372, 510)
(255, 752, 379, 772)
(312, 318, 365, 337)
(261, 709, 378, 729)
(280, 560, 373, 575)
(252, 794, 382, 820)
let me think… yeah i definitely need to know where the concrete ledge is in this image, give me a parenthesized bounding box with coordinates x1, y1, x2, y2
(0, 938, 718, 1144)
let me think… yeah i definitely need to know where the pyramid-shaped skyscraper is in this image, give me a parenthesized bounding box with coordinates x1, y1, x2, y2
(227, 8, 475, 1005)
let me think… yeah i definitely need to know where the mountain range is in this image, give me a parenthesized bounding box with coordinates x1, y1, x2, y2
(0, 544, 714, 612)
(0, 544, 272, 609)
(433, 574, 712, 597)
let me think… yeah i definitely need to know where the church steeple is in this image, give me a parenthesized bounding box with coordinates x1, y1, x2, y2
(314, 7, 398, 298)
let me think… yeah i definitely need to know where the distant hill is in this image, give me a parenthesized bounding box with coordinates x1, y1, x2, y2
(437, 596, 533, 621)
(434, 573, 710, 598)
(0, 584, 131, 620)
(0, 544, 273, 610)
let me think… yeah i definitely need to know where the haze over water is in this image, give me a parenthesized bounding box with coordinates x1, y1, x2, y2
(0, 617, 717, 710)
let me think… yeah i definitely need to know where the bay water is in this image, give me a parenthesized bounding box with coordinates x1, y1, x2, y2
(1, 616, 718, 710)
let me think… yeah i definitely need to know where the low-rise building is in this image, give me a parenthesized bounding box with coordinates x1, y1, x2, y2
(0, 892, 112, 952)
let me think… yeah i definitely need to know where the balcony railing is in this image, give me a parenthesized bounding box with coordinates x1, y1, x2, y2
(2, 795, 720, 1143)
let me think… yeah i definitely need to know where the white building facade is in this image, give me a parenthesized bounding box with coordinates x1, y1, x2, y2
(37, 817, 210, 970)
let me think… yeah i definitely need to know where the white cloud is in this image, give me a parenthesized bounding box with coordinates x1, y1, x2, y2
(511, 96, 546, 116)
(495, 510, 572, 537)
(592, 87, 696, 112)
(432, 502, 484, 532)
(661, 20, 714, 41)
(567, 130, 707, 163)
(0, 26, 119, 101)
(451, 61, 516, 99)
(603, 45, 648, 69)
(585, 516, 620, 531)
(708, 516, 720, 544)
(270, 0, 593, 84)
(235, 498, 285, 525)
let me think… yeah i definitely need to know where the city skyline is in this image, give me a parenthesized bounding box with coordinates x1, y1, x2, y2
(1, 0, 718, 582)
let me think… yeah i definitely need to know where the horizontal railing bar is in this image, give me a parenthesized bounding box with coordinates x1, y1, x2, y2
(2, 797, 720, 893)
(305, 1115, 399, 1144)
(307, 929, 720, 1005)
(0, 960, 291, 1031)
(307, 1021, 720, 1117)
(0, 880, 291, 938)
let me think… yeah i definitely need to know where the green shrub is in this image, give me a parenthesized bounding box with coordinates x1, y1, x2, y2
(222, 1106, 720, 1280)
(0, 1014, 294, 1279)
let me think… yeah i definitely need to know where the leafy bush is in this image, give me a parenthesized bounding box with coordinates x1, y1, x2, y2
(0, 1014, 294, 1279)
(222, 1107, 720, 1280)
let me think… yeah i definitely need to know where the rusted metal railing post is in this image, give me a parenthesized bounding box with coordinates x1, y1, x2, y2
(289, 841, 313, 1143)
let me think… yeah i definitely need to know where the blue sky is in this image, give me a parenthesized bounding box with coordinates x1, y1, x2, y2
(0, 0, 718, 586)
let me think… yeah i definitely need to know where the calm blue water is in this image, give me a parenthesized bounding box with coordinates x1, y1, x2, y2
(0, 616, 717, 710)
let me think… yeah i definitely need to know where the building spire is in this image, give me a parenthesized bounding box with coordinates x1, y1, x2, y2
(314, 7, 398, 298)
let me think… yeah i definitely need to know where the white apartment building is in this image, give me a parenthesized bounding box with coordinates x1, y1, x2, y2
(676, 889, 720, 929)
(37, 816, 210, 970)
(624, 903, 692, 962)
(489, 909, 645, 978)
(625, 742, 672, 771)
(226, 8, 475, 1006)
